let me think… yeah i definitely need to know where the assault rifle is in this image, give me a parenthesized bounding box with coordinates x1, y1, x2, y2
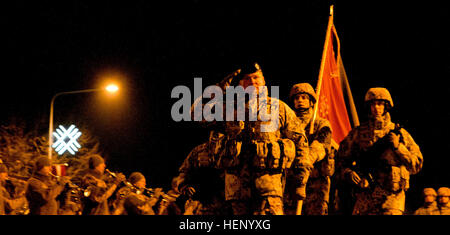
(351, 124, 403, 189)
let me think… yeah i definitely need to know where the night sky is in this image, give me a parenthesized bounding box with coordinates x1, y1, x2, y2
(0, 0, 449, 211)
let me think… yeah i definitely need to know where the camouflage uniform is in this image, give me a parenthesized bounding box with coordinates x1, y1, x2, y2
(192, 63, 309, 215)
(414, 188, 439, 215)
(336, 88, 423, 215)
(284, 83, 333, 215)
(172, 131, 228, 215)
(437, 187, 450, 215)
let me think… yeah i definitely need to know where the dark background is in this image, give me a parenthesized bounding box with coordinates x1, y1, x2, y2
(0, 0, 449, 212)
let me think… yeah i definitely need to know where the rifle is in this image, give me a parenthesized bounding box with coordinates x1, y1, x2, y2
(351, 124, 403, 189)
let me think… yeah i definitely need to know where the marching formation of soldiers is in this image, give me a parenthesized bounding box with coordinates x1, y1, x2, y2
(0, 62, 447, 215)
(168, 62, 437, 216)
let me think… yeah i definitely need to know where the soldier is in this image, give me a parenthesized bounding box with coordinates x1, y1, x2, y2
(414, 188, 439, 215)
(336, 87, 423, 215)
(171, 130, 228, 215)
(284, 83, 333, 215)
(437, 187, 450, 215)
(81, 154, 125, 215)
(192, 62, 309, 215)
(25, 156, 66, 215)
(117, 172, 163, 215)
(0, 163, 28, 215)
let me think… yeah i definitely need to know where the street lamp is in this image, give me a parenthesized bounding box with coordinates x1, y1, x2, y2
(48, 84, 119, 160)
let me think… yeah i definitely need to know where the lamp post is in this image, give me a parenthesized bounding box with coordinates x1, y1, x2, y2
(48, 85, 118, 160)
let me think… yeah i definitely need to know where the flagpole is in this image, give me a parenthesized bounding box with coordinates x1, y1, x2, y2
(296, 5, 335, 216)
(310, 5, 334, 135)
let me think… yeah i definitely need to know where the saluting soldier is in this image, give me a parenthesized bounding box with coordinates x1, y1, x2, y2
(191, 62, 309, 215)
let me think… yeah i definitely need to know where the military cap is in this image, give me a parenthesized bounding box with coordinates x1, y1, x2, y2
(437, 187, 450, 197)
(289, 83, 317, 104)
(364, 87, 394, 108)
(423, 188, 437, 197)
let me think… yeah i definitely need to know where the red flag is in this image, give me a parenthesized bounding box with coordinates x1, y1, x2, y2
(51, 163, 68, 177)
(312, 5, 359, 144)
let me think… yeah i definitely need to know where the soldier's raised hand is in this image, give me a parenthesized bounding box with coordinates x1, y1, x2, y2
(181, 186, 196, 198)
(217, 69, 241, 91)
(348, 170, 361, 185)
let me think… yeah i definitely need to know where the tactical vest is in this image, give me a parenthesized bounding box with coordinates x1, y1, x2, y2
(220, 137, 296, 172)
(355, 121, 410, 192)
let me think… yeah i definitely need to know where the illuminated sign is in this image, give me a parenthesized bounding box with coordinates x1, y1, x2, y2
(52, 125, 82, 155)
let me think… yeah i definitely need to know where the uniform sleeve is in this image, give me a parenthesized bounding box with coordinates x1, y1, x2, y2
(178, 146, 199, 175)
(335, 128, 358, 181)
(82, 175, 117, 204)
(124, 194, 154, 215)
(190, 92, 225, 127)
(0, 186, 26, 213)
(308, 119, 332, 164)
(175, 144, 209, 194)
(395, 129, 423, 175)
(26, 178, 63, 206)
(278, 100, 305, 139)
(3, 196, 27, 212)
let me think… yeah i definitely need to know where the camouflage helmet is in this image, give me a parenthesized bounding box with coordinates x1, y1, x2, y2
(289, 83, 317, 104)
(423, 188, 437, 197)
(437, 187, 450, 197)
(364, 87, 394, 109)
